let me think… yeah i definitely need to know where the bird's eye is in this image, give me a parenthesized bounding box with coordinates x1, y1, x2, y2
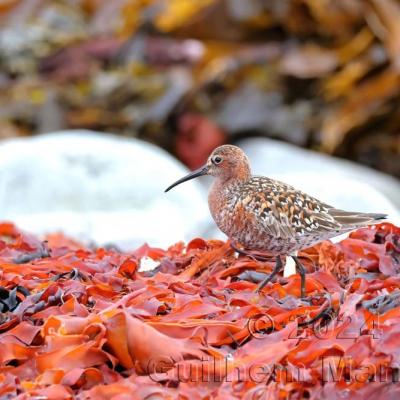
(212, 156, 223, 165)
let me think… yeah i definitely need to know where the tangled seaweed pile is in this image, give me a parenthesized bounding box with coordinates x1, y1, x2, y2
(0, 222, 399, 399)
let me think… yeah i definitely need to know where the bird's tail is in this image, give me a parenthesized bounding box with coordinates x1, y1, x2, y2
(367, 213, 388, 221)
(328, 209, 387, 228)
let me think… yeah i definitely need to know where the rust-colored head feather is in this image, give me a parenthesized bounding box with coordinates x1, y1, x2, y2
(206, 145, 251, 182)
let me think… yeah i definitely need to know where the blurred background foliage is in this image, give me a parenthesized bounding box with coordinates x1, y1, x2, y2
(0, 0, 399, 176)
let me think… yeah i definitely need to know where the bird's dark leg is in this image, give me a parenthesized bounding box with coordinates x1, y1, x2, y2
(292, 256, 306, 299)
(255, 255, 283, 292)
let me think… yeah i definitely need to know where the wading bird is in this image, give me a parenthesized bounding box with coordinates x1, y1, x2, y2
(165, 145, 387, 297)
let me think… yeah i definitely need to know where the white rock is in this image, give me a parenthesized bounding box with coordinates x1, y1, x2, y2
(0, 130, 210, 249)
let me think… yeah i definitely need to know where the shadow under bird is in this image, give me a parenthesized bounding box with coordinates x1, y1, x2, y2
(165, 145, 387, 297)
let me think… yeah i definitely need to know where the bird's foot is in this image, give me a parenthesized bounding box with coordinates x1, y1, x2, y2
(231, 246, 308, 300)
(254, 255, 308, 299)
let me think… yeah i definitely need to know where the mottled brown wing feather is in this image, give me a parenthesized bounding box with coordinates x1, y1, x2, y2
(240, 177, 330, 239)
(241, 177, 386, 239)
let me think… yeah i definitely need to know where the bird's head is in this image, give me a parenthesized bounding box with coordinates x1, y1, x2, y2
(165, 145, 251, 192)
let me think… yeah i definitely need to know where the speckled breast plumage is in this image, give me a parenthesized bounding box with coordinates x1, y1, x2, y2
(209, 176, 366, 255)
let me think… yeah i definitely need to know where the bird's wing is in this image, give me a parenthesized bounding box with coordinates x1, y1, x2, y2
(238, 177, 315, 240)
(241, 177, 386, 239)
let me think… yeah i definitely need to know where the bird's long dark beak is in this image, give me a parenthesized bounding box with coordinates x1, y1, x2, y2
(165, 165, 209, 192)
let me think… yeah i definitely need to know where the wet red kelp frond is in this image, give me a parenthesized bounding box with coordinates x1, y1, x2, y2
(0, 222, 399, 399)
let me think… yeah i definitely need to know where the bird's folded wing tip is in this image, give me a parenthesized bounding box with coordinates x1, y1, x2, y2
(373, 213, 388, 220)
